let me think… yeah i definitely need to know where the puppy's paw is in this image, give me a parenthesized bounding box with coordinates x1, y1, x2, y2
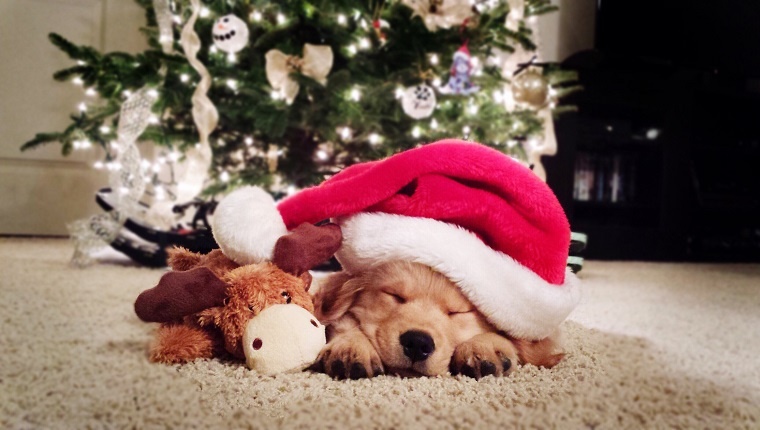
(450, 333, 519, 380)
(310, 331, 384, 380)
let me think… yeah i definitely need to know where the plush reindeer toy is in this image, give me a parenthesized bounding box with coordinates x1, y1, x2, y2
(134, 222, 342, 374)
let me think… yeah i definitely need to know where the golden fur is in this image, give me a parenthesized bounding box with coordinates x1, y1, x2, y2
(312, 261, 564, 379)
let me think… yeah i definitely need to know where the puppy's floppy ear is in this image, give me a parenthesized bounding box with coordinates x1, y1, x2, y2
(512, 331, 565, 369)
(313, 271, 362, 324)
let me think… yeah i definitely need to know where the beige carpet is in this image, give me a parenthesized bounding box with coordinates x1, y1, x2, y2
(1, 237, 759, 429)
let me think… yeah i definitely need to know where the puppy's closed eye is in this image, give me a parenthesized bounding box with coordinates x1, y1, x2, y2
(448, 309, 475, 317)
(382, 291, 406, 304)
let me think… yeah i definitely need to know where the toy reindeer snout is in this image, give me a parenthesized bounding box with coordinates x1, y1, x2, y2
(134, 222, 342, 323)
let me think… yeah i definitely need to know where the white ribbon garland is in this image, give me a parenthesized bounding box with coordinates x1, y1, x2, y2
(153, 0, 175, 54)
(68, 88, 157, 267)
(176, 0, 216, 204)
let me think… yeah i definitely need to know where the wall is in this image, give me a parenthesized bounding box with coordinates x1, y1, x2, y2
(538, 0, 596, 62)
(0, 0, 147, 235)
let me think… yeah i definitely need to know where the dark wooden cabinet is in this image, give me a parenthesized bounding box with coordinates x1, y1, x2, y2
(545, 51, 760, 261)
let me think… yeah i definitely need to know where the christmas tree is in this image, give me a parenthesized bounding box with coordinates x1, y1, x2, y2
(22, 0, 578, 201)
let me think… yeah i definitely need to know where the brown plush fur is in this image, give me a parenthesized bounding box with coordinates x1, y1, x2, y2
(149, 248, 312, 364)
(312, 261, 564, 379)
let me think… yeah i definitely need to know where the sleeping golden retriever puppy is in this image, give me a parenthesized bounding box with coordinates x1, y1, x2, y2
(311, 261, 564, 380)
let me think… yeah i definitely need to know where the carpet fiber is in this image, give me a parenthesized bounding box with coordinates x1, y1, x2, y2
(2, 238, 759, 429)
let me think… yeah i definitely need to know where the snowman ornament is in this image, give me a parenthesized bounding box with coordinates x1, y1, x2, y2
(401, 84, 437, 119)
(212, 14, 250, 54)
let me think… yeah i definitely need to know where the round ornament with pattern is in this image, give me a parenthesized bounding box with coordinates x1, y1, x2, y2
(212, 14, 250, 53)
(401, 84, 437, 119)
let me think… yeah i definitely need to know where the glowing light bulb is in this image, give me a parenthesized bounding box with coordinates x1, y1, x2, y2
(432, 77, 442, 87)
(93, 161, 104, 169)
(148, 115, 160, 124)
(395, 88, 405, 99)
(412, 126, 421, 138)
(463, 125, 471, 135)
(180, 74, 190, 83)
(359, 38, 370, 50)
(316, 150, 329, 161)
(430, 54, 439, 65)
(340, 127, 352, 140)
(226, 79, 238, 90)
(227, 53, 237, 63)
(78, 102, 87, 112)
(251, 11, 262, 22)
(468, 104, 479, 115)
(337, 14, 347, 25)
(369, 133, 381, 145)
(220, 171, 230, 182)
(346, 44, 357, 56)
(209, 46, 218, 54)
(72, 77, 83, 86)
(245, 137, 254, 146)
(199, 7, 210, 18)
(276, 13, 286, 25)
(85, 88, 97, 97)
(430, 119, 439, 129)
(100, 126, 111, 134)
(147, 89, 159, 99)
(350, 87, 361, 101)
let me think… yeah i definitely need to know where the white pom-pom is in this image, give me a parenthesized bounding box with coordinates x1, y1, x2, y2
(211, 186, 288, 265)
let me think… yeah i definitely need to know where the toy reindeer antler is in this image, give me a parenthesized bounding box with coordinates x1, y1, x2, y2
(272, 222, 342, 288)
(134, 222, 342, 323)
(134, 267, 228, 322)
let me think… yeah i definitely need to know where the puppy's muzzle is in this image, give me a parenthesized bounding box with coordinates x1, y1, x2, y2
(400, 330, 435, 362)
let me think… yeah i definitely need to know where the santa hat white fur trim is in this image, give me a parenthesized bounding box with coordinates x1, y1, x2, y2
(211, 186, 287, 265)
(335, 212, 581, 340)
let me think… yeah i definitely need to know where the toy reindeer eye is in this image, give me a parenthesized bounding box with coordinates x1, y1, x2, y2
(281, 291, 292, 304)
(248, 304, 255, 312)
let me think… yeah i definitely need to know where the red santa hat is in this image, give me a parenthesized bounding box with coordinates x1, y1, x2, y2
(211, 140, 580, 340)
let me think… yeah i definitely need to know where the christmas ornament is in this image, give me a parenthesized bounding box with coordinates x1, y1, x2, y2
(401, 84, 437, 119)
(212, 14, 250, 53)
(439, 43, 479, 95)
(401, 0, 474, 32)
(266, 44, 333, 104)
(372, 19, 390, 43)
(511, 69, 549, 109)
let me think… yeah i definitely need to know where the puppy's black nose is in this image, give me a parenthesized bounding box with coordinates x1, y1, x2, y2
(400, 330, 435, 362)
